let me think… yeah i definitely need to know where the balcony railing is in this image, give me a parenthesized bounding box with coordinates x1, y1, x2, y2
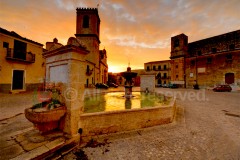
(161, 76, 170, 79)
(146, 68, 170, 72)
(156, 76, 171, 79)
(6, 48, 35, 63)
(86, 68, 93, 76)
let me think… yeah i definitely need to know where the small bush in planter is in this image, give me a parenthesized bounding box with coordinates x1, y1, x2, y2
(25, 82, 67, 133)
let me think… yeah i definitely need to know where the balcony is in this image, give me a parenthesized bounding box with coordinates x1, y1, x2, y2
(6, 48, 35, 63)
(86, 68, 93, 76)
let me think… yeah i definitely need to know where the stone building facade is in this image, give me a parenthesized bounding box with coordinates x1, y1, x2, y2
(0, 27, 45, 93)
(170, 30, 240, 88)
(44, 8, 108, 87)
(144, 60, 171, 86)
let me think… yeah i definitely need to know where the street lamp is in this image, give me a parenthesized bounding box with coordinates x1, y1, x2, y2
(194, 54, 199, 89)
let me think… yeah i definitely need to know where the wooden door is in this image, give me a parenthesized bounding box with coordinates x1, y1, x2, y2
(225, 73, 234, 84)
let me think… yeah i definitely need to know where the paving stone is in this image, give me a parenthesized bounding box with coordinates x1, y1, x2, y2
(11, 145, 49, 160)
(0, 144, 24, 160)
(45, 137, 65, 150)
(0, 138, 15, 149)
(20, 139, 48, 151)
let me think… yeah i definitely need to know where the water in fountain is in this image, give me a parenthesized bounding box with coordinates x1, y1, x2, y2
(84, 92, 171, 113)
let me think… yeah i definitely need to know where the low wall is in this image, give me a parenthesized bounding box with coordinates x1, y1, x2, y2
(79, 98, 176, 140)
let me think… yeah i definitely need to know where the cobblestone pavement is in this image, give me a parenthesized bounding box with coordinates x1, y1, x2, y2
(0, 91, 42, 120)
(62, 89, 240, 160)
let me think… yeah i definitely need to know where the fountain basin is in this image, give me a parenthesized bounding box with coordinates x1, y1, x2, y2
(79, 92, 176, 140)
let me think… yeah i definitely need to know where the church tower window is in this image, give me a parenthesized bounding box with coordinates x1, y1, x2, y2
(83, 15, 89, 28)
(174, 39, 179, 48)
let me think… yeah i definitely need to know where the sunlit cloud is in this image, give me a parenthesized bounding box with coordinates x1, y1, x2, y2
(108, 36, 169, 49)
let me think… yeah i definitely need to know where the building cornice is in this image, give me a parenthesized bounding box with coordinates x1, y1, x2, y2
(75, 34, 101, 44)
(43, 44, 89, 58)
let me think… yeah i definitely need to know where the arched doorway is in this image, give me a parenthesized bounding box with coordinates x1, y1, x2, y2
(157, 79, 162, 85)
(225, 73, 234, 84)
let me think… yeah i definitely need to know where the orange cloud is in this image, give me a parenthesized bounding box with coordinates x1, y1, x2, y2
(1, 0, 240, 72)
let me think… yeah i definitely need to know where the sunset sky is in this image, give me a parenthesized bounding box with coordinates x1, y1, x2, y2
(1, 0, 240, 72)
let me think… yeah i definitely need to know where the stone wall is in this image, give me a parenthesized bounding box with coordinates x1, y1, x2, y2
(186, 50, 240, 88)
(170, 57, 185, 87)
(0, 84, 11, 93)
(0, 83, 43, 93)
(79, 98, 176, 142)
(188, 30, 240, 57)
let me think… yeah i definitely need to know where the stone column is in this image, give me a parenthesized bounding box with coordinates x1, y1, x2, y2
(63, 60, 86, 136)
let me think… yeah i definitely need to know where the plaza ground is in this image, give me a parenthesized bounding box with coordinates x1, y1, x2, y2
(0, 88, 239, 159)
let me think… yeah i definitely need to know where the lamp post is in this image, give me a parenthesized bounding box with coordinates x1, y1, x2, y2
(194, 55, 199, 89)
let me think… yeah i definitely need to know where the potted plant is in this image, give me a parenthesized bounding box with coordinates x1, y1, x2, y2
(25, 82, 66, 133)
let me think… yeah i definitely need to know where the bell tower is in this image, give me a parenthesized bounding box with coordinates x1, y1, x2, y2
(170, 34, 188, 88)
(75, 8, 100, 66)
(170, 34, 188, 59)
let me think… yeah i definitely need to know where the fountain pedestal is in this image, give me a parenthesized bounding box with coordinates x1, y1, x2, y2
(121, 66, 137, 98)
(124, 85, 133, 98)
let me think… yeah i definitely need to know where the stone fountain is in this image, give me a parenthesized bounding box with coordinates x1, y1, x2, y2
(120, 66, 138, 98)
(79, 66, 176, 140)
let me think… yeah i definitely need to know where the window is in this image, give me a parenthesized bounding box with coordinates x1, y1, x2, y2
(164, 81, 166, 84)
(164, 65, 167, 70)
(229, 44, 235, 50)
(153, 66, 156, 70)
(175, 65, 178, 69)
(164, 73, 167, 78)
(176, 75, 179, 79)
(13, 40, 27, 60)
(146, 66, 150, 71)
(83, 15, 89, 28)
(100, 52, 104, 59)
(87, 65, 90, 72)
(3, 42, 9, 48)
(212, 48, 217, 53)
(158, 65, 161, 70)
(197, 51, 202, 56)
(191, 60, 195, 66)
(226, 54, 232, 60)
(174, 39, 179, 48)
(207, 57, 212, 64)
